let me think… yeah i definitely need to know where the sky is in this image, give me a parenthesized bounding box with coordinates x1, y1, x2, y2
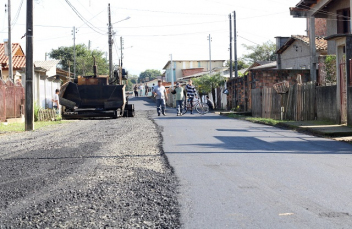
(0, 0, 306, 76)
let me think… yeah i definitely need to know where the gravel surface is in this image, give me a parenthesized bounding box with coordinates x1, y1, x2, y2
(0, 111, 180, 228)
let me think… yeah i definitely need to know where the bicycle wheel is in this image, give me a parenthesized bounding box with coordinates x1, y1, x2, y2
(196, 103, 209, 114)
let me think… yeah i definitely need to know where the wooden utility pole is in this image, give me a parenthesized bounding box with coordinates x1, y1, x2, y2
(25, 0, 34, 131)
(119, 37, 123, 85)
(229, 13, 232, 78)
(108, 3, 113, 79)
(72, 26, 77, 78)
(234, 11, 238, 78)
(7, 0, 13, 81)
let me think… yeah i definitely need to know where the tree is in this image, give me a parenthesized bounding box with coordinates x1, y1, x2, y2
(193, 73, 226, 108)
(129, 75, 138, 84)
(139, 69, 161, 82)
(226, 58, 249, 71)
(49, 44, 109, 76)
(242, 40, 276, 64)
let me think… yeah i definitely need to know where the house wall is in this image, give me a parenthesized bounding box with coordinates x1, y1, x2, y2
(348, 87, 352, 126)
(325, 0, 350, 54)
(281, 40, 323, 69)
(164, 60, 224, 82)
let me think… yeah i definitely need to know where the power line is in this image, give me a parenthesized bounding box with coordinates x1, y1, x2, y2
(12, 0, 24, 28)
(115, 7, 224, 16)
(64, 0, 106, 35)
(237, 35, 260, 45)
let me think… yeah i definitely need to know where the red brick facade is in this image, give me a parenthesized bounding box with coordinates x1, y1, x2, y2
(182, 68, 204, 77)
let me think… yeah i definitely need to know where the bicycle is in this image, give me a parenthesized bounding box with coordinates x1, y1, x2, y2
(181, 96, 209, 115)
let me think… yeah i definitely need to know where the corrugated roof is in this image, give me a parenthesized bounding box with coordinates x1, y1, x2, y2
(0, 43, 26, 69)
(276, 35, 327, 54)
(34, 60, 60, 71)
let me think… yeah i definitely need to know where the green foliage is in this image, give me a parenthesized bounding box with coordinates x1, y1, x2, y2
(34, 102, 40, 122)
(129, 75, 138, 84)
(139, 69, 161, 83)
(192, 73, 226, 108)
(126, 80, 133, 91)
(225, 58, 249, 71)
(242, 40, 276, 64)
(324, 55, 336, 83)
(49, 44, 109, 76)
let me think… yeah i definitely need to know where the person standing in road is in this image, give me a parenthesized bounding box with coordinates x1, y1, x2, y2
(145, 84, 149, 96)
(153, 79, 168, 116)
(134, 85, 138, 97)
(185, 79, 197, 114)
(175, 82, 184, 116)
(52, 89, 60, 114)
(139, 84, 144, 97)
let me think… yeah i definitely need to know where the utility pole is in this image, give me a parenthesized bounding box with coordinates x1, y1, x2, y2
(229, 14, 233, 78)
(120, 37, 124, 68)
(207, 34, 212, 74)
(25, 0, 33, 131)
(108, 3, 113, 79)
(170, 54, 174, 88)
(119, 37, 124, 85)
(88, 40, 91, 50)
(234, 11, 238, 78)
(72, 26, 77, 78)
(6, 0, 13, 81)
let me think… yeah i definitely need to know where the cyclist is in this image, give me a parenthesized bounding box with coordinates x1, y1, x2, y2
(185, 79, 197, 114)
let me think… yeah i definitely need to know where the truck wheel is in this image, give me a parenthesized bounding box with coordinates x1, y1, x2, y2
(128, 110, 135, 117)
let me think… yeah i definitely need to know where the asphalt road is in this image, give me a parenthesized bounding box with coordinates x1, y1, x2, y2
(138, 97, 352, 228)
(0, 106, 179, 228)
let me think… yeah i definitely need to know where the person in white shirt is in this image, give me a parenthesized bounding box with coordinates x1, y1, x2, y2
(139, 84, 144, 97)
(152, 80, 168, 116)
(52, 89, 60, 114)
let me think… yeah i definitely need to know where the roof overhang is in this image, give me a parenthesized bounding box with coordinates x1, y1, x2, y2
(290, 0, 331, 18)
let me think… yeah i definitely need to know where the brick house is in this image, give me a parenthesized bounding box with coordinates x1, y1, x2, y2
(290, 0, 352, 125)
(163, 60, 225, 82)
(0, 43, 26, 84)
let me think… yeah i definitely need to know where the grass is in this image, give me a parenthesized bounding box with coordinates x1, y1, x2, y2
(0, 120, 70, 133)
(223, 113, 288, 126)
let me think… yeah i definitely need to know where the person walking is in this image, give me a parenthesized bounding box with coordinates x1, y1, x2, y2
(175, 82, 184, 116)
(134, 85, 138, 97)
(153, 79, 168, 116)
(185, 79, 197, 114)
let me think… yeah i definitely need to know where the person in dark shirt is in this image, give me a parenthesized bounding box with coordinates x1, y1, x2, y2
(185, 79, 197, 114)
(206, 95, 214, 111)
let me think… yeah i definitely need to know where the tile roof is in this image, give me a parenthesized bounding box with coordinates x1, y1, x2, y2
(0, 43, 26, 69)
(276, 35, 327, 54)
(34, 60, 60, 71)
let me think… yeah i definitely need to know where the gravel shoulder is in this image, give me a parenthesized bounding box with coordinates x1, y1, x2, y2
(0, 111, 180, 228)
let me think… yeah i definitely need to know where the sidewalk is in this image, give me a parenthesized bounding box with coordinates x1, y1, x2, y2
(280, 121, 352, 141)
(219, 112, 352, 142)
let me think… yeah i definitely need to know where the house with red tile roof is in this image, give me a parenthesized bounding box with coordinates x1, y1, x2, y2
(0, 43, 26, 83)
(276, 35, 328, 69)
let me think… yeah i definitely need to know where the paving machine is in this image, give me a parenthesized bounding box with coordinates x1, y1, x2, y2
(59, 57, 134, 119)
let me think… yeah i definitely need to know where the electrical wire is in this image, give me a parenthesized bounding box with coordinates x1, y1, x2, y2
(12, 0, 24, 28)
(64, 0, 106, 35)
(115, 7, 225, 16)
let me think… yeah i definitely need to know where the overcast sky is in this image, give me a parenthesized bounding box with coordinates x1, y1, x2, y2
(0, 0, 306, 75)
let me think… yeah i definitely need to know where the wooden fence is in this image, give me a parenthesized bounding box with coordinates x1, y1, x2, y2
(251, 82, 316, 121)
(0, 80, 25, 122)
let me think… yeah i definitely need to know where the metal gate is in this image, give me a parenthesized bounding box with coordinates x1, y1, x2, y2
(0, 79, 25, 122)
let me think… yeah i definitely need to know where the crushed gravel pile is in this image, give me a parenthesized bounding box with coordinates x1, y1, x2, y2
(0, 111, 180, 228)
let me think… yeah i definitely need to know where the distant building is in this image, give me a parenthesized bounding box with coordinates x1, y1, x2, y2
(0, 43, 26, 83)
(162, 60, 225, 82)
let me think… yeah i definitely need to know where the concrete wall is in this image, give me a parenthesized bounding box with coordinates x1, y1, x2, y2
(316, 85, 338, 123)
(281, 40, 313, 69)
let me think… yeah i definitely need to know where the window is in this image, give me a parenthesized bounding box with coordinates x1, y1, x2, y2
(337, 8, 350, 34)
(198, 61, 201, 67)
